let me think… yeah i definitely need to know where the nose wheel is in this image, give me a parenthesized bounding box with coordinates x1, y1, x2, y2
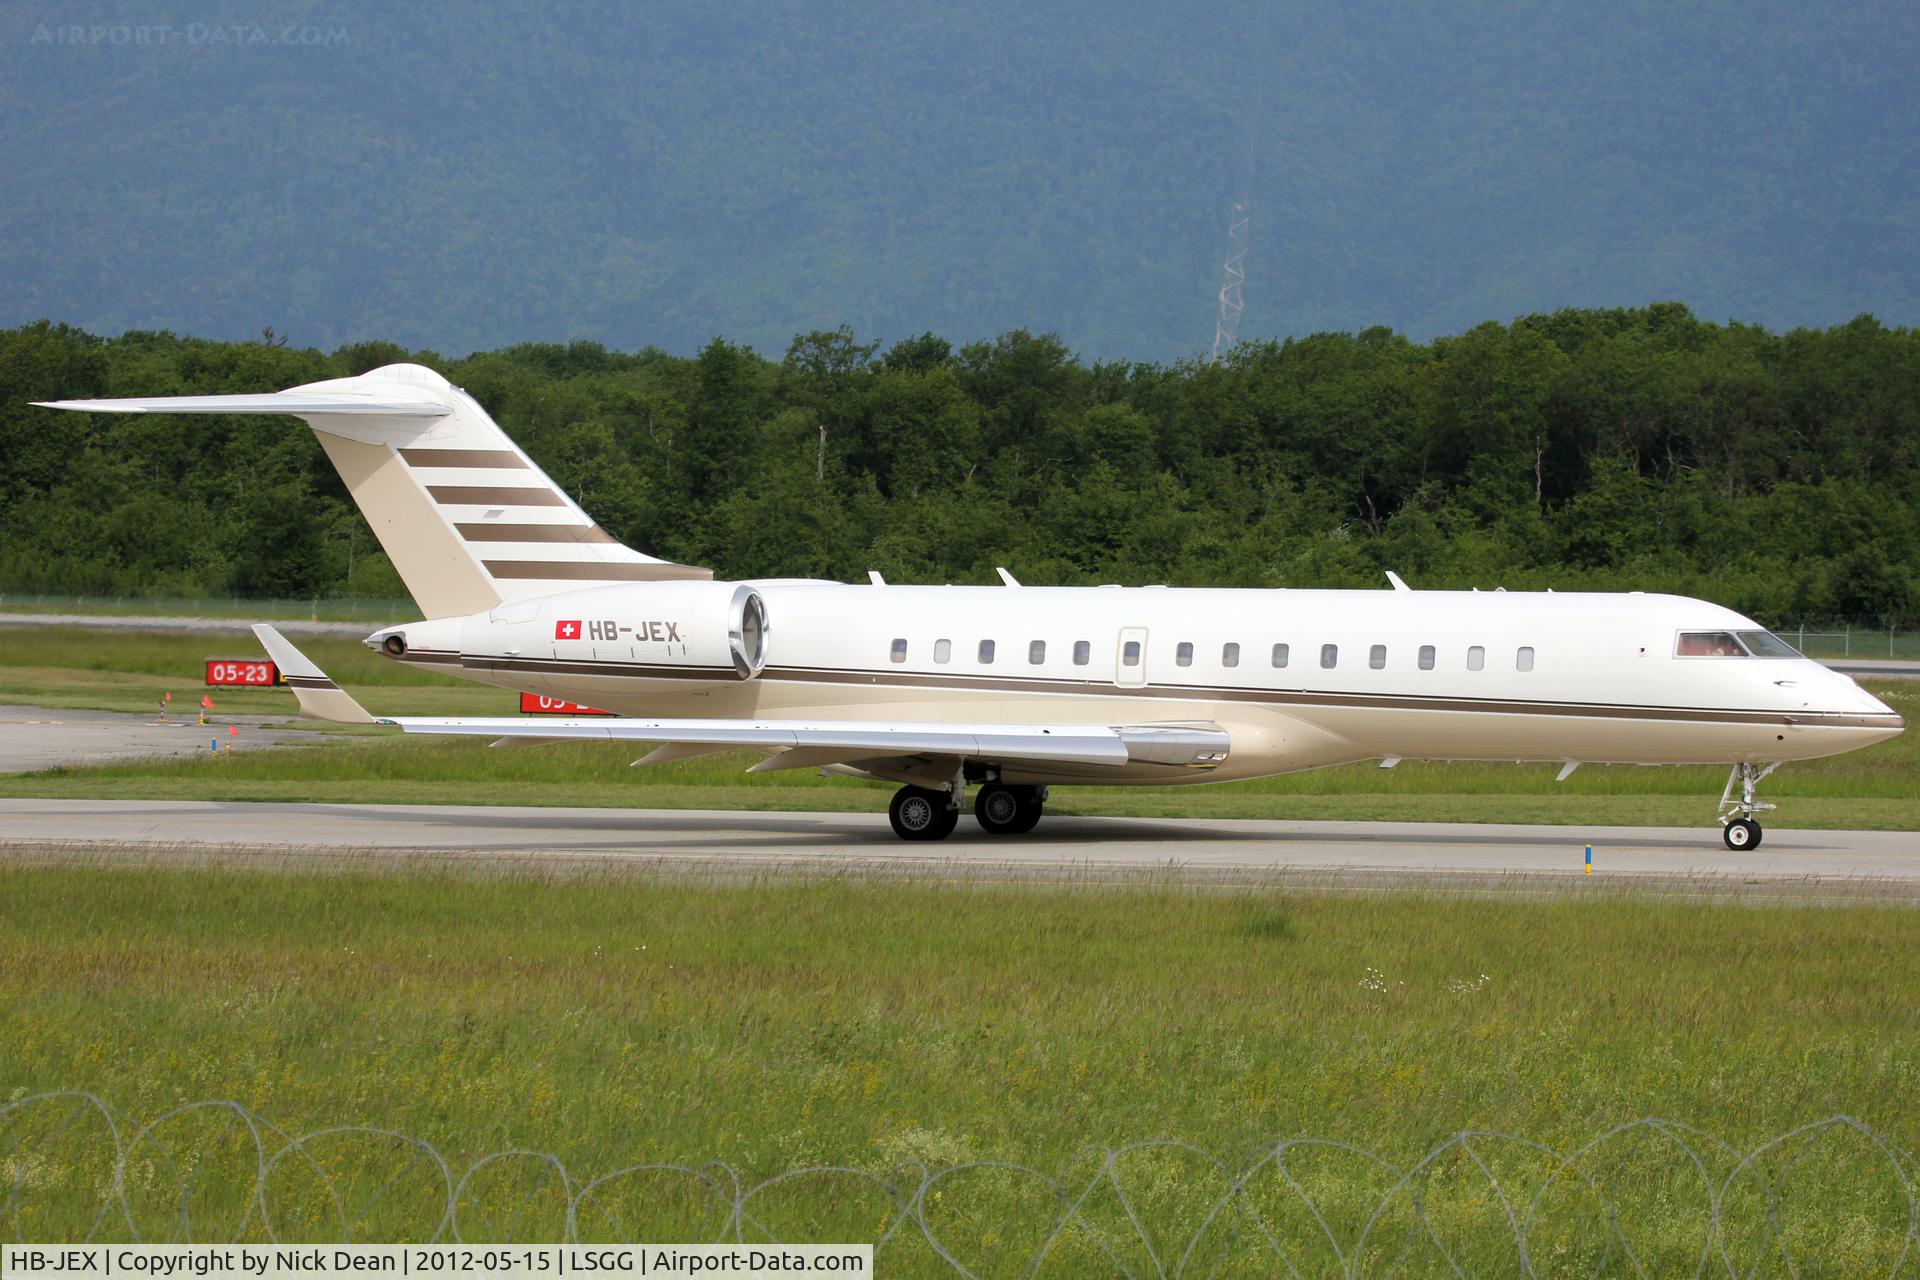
(1718, 762, 1779, 851)
(888, 785, 959, 841)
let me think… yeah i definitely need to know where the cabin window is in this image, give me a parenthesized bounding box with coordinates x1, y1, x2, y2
(1418, 644, 1435, 670)
(1320, 644, 1338, 669)
(1029, 640, 1046, 665)
(1122, 640, 1141, 667)
(1517, 646, 1535, 672)
(1073, 640, 1091, 666)
(1176, 641, 1194, 667)
(1467, 645, 1485, 671)
(1272, 643, 1289, 668)
(933, 639, 951, 664)
(1369, 644, 1387, 670)
(978, 639, 995, 664)
(889, 638, 908, 663)
(1222, 642, 1240, 668)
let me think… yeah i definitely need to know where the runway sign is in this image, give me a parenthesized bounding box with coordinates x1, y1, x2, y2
(519, 693, 613, 715)
(206, 659, 280, 686)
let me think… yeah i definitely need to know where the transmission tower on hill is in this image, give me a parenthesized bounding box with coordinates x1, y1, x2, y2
(1210, 198, 1249, 363)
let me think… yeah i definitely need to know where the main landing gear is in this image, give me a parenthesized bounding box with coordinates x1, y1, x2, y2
(1718, 761, 1780, 851)
(886, 782, 1049, 840)
(888, 785, 959, 841)
(974, 783, 1046, 835)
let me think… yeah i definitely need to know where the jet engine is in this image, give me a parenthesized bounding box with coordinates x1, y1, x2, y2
(371, 580, 770, 679)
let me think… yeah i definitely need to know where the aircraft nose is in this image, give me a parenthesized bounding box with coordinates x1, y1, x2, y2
(1833, 672, 1905, 740)
(1864, 688, 1904, 729)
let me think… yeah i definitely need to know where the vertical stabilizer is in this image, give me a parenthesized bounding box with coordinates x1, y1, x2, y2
(37, 363, 711, 618)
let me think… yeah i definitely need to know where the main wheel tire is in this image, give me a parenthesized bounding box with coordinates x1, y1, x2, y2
(975, 783, 1043, 835)
(1008, 797, 1043, 834)
(1723, 818, 1762, 851)
(890, 786, 958, 841)
(974, 784, 1025, 835)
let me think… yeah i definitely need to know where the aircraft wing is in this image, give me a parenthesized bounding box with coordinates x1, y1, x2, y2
(251, 624, 1230, 772)
(365, 714, 1224, 768)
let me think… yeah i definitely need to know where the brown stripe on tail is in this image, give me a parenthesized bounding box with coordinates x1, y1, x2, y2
(428, 486, 569, 506)
(483, 560, 715, 581)
(399, 448, 530, 468)
(456, 523, 621, 544)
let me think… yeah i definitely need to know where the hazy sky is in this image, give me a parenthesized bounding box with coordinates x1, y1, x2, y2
(4, 0, 1916, 359)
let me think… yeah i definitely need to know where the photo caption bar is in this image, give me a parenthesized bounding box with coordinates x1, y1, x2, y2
(2, 1247, 870, 1279)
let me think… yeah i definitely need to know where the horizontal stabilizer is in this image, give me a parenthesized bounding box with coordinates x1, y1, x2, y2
(251, 624, 375, 724)
(34, 394, 451, 418)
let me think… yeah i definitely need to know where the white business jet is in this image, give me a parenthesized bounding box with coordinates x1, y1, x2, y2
(38, 363, 1903, 846)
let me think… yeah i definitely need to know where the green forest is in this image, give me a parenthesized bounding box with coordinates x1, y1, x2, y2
(2, 304, 1916, 627)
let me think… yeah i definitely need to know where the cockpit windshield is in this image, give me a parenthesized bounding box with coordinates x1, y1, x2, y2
(1675, 630, 1802, 658)
(1735, 629, 1801, 657)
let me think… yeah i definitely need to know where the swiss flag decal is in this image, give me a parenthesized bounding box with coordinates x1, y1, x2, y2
(554, 619, 582, 640)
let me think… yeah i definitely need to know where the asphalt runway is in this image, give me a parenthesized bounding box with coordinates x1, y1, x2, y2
(0, 705, 322, 770)
(2, 798, 1916, 898)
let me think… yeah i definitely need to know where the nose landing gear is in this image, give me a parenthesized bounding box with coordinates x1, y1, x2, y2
(1718, 762, 1779, 851)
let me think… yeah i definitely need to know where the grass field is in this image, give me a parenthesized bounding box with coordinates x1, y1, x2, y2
(3, 863, 1917, 1272)
(4, 624, 1918, 1271)
(3, 626, 1916, 830)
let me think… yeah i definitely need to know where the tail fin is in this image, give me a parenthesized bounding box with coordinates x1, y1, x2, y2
(37, 363, 709, 618)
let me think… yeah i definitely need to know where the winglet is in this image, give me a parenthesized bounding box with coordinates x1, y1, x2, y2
(251, 624, 377, 724)
(1385, 571, 1411, 592)
(996, 567, 1020, 587)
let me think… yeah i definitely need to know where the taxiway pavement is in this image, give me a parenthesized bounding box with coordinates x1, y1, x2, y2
(2, 798, 1914, 898)
(0, 705, 322, 771)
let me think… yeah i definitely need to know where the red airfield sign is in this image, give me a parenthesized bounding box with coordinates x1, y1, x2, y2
(206, 660, 279, 686)
(519, 693, 613, 716)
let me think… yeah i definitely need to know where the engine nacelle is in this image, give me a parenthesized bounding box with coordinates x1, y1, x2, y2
(373, 580, 769, 679)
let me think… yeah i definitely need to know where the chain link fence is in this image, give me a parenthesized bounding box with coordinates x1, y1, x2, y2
(0, 594, 416, 624)
(1781, 624, 1920, 662)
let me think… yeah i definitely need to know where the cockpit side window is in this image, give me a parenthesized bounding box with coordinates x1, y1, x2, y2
(1676, 631, 1746, 657)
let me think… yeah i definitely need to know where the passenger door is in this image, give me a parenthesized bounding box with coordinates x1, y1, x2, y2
(1115, 626, 1149, 687)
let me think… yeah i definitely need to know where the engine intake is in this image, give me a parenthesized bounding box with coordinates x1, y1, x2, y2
(728, 584, 769, 678)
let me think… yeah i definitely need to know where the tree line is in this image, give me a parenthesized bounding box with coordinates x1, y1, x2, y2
(1, 304, 1916, 626)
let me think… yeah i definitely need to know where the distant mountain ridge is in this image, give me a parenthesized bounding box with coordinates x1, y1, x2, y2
(3, 0, 1915, 360)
